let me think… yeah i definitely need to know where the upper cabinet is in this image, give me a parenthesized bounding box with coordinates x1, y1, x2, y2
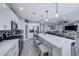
(0, 4, 19, 30)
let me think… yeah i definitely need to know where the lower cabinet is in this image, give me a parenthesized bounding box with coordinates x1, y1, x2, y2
(74, 47, 79, 56)
(4, 39, 19, 56)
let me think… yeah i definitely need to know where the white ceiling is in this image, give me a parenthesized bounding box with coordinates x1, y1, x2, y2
(6, 3, 79, 23)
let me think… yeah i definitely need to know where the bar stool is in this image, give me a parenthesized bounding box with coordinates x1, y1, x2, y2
(39, 44, 49, 56)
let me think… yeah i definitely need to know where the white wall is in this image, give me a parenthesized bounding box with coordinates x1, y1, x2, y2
(0, 4, 19, 30)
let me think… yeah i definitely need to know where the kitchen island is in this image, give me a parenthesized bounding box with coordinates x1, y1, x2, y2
(37, 34, 75, 56)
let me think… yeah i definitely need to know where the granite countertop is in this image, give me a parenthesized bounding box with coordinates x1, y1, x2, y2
(37, 34, 75, 48)
(0, 39, 18, 56)
(45, 31, 74, 39)
(6, 35, 23, 40)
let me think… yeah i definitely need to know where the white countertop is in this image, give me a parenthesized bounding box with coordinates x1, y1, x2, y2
(0, 39, 18, 56)
(37, 34, 75, 48)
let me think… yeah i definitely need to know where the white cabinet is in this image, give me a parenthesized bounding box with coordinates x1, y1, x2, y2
(5, 40, 19, 56)
(0, 39, 19, 56)
(73, 39, 79, 56)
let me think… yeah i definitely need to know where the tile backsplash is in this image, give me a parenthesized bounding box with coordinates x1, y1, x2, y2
(0, 30, 12, 37)
(0, 29, 23, 38)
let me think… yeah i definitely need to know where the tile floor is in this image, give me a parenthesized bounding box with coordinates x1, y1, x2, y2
(20, 39, 38, 56)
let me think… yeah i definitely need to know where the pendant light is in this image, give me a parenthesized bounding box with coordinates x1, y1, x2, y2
(45, 10, 48, 22)
(55, 3, 59, 18)
(41, 14, 44, 23)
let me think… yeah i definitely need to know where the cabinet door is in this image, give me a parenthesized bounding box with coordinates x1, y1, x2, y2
(5, 40, 19, 56)
(5, 50, 12, 56)
(75, 39, 79, 47)
(74, 48, 79, 56)
(13, 48, 19, 56)
(12, 41, 19, 56)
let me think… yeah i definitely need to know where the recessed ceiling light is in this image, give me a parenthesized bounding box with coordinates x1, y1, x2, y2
(19, 7, 23, 11)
